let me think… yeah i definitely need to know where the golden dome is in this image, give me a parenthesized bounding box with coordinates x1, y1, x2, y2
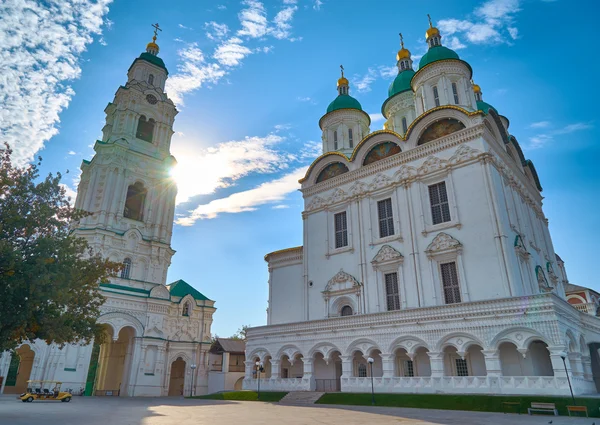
(146, 41, 159, 51)
(396, 48, 411, 61)
(426, 26, 439, 40)
(472, 81, 481, 93)
(337, 76, 349, 86)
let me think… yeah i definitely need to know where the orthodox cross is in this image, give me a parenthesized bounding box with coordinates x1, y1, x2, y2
(427, 14, 433, 28)
(340, 64, 344, 78)
(399, 32, 404, 49)
(152, 23, 162, 39)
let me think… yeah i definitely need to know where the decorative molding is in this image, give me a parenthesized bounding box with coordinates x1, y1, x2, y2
(371, 245, 404, 266)
(426, 232, 462, 257)
(324, 269, 361, 293)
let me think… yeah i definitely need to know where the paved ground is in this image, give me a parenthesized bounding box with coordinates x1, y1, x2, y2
(0, 395, 597, 425)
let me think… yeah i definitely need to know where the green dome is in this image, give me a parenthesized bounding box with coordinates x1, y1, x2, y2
(388, 69, 416, 97)
(326, 94, 363, 113)
(419, 45, 460, 69)
(128, 52, 169, 75)
(476, 100, 496, 114)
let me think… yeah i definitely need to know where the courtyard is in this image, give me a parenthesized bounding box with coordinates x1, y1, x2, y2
(0, 395, 596, 425)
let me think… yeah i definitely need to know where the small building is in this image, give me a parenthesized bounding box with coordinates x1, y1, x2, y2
(208, 338, 246, 393)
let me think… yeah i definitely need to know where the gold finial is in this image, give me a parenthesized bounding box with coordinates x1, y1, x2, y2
(427, 14, 433, 28)
(425, 14, 440, 40)
(337, 64, 349, 87)
(151, 23, 162, 41)
(147, 23, 162, 54)
(396, 32, 410, 61)
(399, 33, 404, 49)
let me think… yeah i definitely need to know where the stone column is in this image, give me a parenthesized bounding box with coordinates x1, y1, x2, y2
(482, 350, 502, 377)
(382, 354, 395, 378)
(270, 359, 280, 380)
(222, 352, 230, 373)
(244, 361, 254, 379)
(303, 358, 315, 391)
(568, 352, 584, 378)
(548, 348, 569, 378)
(341, 355, 353, 378)
(581, 355, 593, 381)
(427, 352, 445, 378)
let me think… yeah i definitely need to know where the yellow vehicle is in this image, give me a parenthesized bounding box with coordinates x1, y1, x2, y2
(18, 380, 72, 402)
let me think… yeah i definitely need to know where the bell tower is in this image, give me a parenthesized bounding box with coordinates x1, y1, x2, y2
(73, 24, 178, 287)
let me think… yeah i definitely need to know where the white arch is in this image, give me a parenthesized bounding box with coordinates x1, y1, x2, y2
(345, 338, 381, 356)
(388, 336, 431, 355)
(308, 342, 342, 361)
(247, 348, 272, 362)
(275, 344, 303, 361)
(490, 327, 552, 351)
(97, 311, 144, 338)
(436, 331, 485, 352)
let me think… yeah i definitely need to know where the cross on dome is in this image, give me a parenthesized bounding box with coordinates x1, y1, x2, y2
(337, 64, 349, 95)
(425, 14, 441, 47)
(146, 22, 162, 56)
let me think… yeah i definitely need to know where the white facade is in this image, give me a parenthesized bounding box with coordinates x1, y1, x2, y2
(0, 35, 215, 397)
(245, 26, 600, 396)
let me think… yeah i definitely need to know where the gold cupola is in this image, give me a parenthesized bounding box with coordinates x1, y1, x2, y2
(425, 14, 440, 40)
(146, 23, 161, 56)
(396, 32, 411, 61)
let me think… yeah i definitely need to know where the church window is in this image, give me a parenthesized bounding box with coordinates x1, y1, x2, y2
(182, 302, 190, 317)
(334, 211, 348, 248)
(341, 305, 353, 316)
(148, 74, 154, 85)
(333, 130, 338, 150)
(441, 262, 461, 304)
(403, 360, 414, 377)
(384, 272, 401, 311)
(452, 82, 459, 104)
(402, 117, 408, 134)
(348, 128, 353, 148)
(121, 258, 132, 279)
(455, 358, 469, 376)
(377, 198, 394, 238)
(124, 182, 147, 221)
(433, 86, 440, 107)
(428, 182, 451, 225)
(136, 115, 155, 143)
(358, 363, 367, 377)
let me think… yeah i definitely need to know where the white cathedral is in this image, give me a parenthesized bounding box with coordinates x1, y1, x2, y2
(243, 21, 600, 396)
(0, 30, 215, 397)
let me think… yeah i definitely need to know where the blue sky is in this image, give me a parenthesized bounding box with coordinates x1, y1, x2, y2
(2, 0, 598, 337)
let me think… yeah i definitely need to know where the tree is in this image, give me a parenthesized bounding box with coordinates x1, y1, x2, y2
(0, 146, 120, 353)
(229, 325, 250, 341)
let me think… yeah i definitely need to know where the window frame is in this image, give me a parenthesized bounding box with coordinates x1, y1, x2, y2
(440, 261, 462, 304)
(377, 198, 395, 239)
(369, 190, 402, 245)
(121, 258, 132, 279)
(419, 175, 460, 235)
(148, 74, 154, 85)
(327, 205, 353, 257)
(333, 130, 338, 150)
(384, 272, 401, 311)
(340, 305, 353, 316)
(432, 85, 440, 107)
(451, 82, 459, 104)
(348, 128, 354, 148)
(401, 117, 408, 134)
(428, 181, 452, 226)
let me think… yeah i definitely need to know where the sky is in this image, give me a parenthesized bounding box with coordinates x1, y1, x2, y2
(1, 0, 599, 338)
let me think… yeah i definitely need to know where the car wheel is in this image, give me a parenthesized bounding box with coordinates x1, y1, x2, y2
(27, 397, 33, 402)
(22, 399, 27, 403)
(64, 397, 71, 402)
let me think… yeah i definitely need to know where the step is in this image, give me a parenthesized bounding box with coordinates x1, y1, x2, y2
(279, 391, 325, 406)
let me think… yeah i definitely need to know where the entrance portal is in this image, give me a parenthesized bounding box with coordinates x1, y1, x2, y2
(94, 326, 135, 396)
(168, 357, 186, 396)
(3, 345, 35, 394)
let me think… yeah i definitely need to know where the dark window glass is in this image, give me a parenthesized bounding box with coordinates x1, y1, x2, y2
(441, 262, 461, 304)
(385, 272, 401, 311)
(377, 198, 395, 238)
(334, 212, 348, 248)
(428, 182, 451, 225)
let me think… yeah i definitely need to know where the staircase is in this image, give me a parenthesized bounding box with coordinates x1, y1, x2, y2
(279, 391, 325, 406)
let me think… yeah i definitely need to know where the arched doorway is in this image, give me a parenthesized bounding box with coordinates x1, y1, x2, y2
(3, 345, 35, 394)
(234, 377, 244, 390)
(168, 357, 186, 396)
(313, 351, 341, 391)
(95, 326, 136, 396)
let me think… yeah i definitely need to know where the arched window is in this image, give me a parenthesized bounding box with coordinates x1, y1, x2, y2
(333, 130, 338, 150)
(348, 129, 353, 148)
(401, 117, 408, 134)
(121, 258, 132, 279)
(182, 302, 190, 316)
(148, 74, 154, 85)
(400, 62, 405, 70)
(135, 115, 155, 143)
(341, 305, 353, 316)
(432, 86, 440, 107)
(452, 82, 459, 104)
(363, 142, 401, 166)
(358, 363, 367, 377)
(123, 182, 147, 221)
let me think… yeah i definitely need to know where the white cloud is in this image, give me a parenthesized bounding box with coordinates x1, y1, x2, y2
(437, 0, 521, 46)
(176, 167, 306, 223)
(171, 134, 291, 204)
(179, 23, 193, 30)
(528, 122, 593, 149)
(217, 4, 227, 10)
(529, 121, 550, 129)
(272, 204, 290, 209)
(205, 21, 229, 40)
(0, 0, 112, 164)
(353, 68, 378, 93)
(237, 0, 268, 38)
(60, 183, 78, 205)
(313, 0, 323, 10)
(214, 37, 253, 66)
(369, 113, 385, 122)
(271, 5, 298, 40)
(68, 150, 77, 155)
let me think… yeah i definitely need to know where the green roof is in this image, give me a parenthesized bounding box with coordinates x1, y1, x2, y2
(388, 69, 415, 97)
(128, 52, 168, 75)
(167, 279, 210, 301)
(326, 94, 363, 113)
(476, 100, 497, 114)
(419, 45, 460, 69)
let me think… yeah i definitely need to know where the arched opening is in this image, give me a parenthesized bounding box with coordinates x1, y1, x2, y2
(363, 141, 401, 166)
(369, 349, 383, 377)
(499, 342, 529, 376)
(168, 357, 186, 396)
(123, 182, 146, 221)
(414, 347, 432, 377)
(394, 348, 413, 377)
(280, 354, 304, 379)
(135, 115, 155, 142)
(528, 340, 554, 376)
(262, 356, 272, 379)
(148, 74, 154, 85)
(234, 377, 244, 390)
(3, 345, 35, 394)
(313, 351, 341, 392)
(351, 349, 382, 377)
(442, 345, 486, 376)
(340, 305, 353, 316)
(120, 258, 132, 279)
(417, 118, 466, 146)
(95, 326, 136, 396)
(182, 302, 190, 317)
(316, 162, 349, 183)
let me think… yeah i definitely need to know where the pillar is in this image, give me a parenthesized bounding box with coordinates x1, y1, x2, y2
(548, 348, 569, 378)
(568, 352, 584, 378)
(244, 361, 254, 379)
(427, 352, 445, 378)
(581, 355, 593, 380)
(483, 350, 502, 377)
(222, 352, 230, 373)
(382, 354, 395, 378)
(270, 360, 280, 379)
(341, 355, 353, 378)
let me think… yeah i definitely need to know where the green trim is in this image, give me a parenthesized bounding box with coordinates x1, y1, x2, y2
(64, 367, 76, 372)
(524, 159, 543, 192)
(418, 45, 460, 69)
(128, 52, 168, 75)
(99, 283, 150, 295)
(82, 159, 91, 165)
(84, 343, 100, 396)
(167, 279, 211, 301)
(326, 94, 363, 113)
(144, 373, 155, 376)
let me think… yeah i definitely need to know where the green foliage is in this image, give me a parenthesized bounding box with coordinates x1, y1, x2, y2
(0, 145, 121, 353)
(317, 393, 600, 417)
(190, 391, 288, 402)
(229, 325, 250, 341)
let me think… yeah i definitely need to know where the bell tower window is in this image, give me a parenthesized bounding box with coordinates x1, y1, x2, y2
(182, 302, 190, 317)
(121, 258, 132, 279)
(124, 182, 147, 221)
(136, 115, 155, 143)
(401, 117, 408, 134)
(148, 74, 154, 85)
(452, 82, 459, 104)
(433, 86, 440, 107)
(333, 130, 338, 150)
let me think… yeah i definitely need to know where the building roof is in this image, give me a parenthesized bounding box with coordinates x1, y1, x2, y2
(419, 45, 460, 69)
(167, 279, 210, 301)
(326, 94, 363, 113)
(565, 283, 598, 296)
(128, 52, 169, 75)
(388, 69, 415, 98)
(477, 100, 497, 115)
(213, 338, 246, 354)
